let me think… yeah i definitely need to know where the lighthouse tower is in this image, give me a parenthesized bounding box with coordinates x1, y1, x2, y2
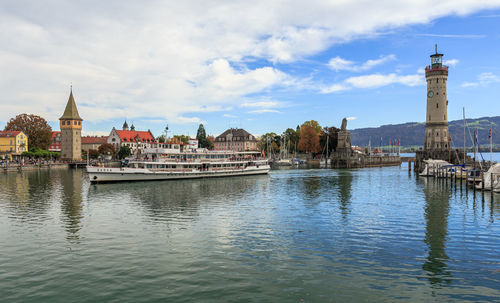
(424, 45, 449, 151)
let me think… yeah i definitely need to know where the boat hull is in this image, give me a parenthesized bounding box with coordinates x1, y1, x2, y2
(87, 166, 270, 183)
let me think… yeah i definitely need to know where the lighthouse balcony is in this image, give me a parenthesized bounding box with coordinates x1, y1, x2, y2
(425, 65, 448, 72)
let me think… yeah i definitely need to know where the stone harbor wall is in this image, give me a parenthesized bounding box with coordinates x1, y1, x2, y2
(330, 151, 401, 168)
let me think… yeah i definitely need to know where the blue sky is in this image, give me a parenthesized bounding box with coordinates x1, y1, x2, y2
(1, 1, 500, 138)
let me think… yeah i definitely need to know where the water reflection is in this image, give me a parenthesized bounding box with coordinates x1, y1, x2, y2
(59, 170, 84, 242)
(0, 170, 54, 222)
(88, 175, 266, 223)
(337, 171, 353, 220)
(421, 177, 452, 286)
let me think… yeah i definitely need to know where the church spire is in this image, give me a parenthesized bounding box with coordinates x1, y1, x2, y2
(59, 86, 82, 120)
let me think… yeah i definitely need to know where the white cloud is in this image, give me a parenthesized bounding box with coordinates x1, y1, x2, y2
(248, 109, 281, 114)
(443, 59, 459, 67)
(321, 72, 424, 93)
(346, 117, 357, 121)
(417, 34, 486, 38)
(461, 72, 500, 87)
(328, 54, 396, 72)
(223, 114, 237, 118)
(1, 0, 500, 124)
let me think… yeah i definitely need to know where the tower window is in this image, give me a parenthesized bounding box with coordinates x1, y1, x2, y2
(429, 115, 431, 121)
(436, 103, 438, 108)
(444, 115, 446, 120)
(437, 79, 439, 83)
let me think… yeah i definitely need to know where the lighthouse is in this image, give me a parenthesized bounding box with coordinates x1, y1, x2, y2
(424, 45, 450, 151)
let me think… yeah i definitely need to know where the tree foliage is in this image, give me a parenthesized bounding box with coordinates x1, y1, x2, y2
(206, 136, 215, 150)
(98, 143, 116, 157)
(258, 132, 280, 153)
(298, 124, 320, 153)
(173, 135, 190, 144)
(196, 124, 211, 148)
(283, 128, 300, 153)
(156, 135, 166, 143)
(320, 126, 339, 154)
(118, 146, 131, 159)
(302, 120, 322, 135)
(21, 147, 60, 159)
(4, 113, 52, 150)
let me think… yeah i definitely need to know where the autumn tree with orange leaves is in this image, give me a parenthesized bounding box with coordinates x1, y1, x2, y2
(298, 124, 320, 153)
(4, 113, 52, 150)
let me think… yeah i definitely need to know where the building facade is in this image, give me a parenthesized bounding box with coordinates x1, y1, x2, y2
(81, 136, 108, 152)
(424, 45, 450, 151)
(48, 131, 62, 152)
(59, 89, 83, 161)
(0, 131, 28, 158)
(214, 128, 258, 152)
(107, 123, 156, 155)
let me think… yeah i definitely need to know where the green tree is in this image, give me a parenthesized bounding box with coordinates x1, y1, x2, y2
(156, 135, 166, 143)
(173, 135, 190, 144)
(302, 120, 322, 135)
(4, 113, 52, 149)
(118, 146, 131, 159)
(98, 143, 116, 158)
(283, 128, 300, 153)
(258, 132, 280, 153)
(320, 126, 339, 154)
(196, 124, 210, 148)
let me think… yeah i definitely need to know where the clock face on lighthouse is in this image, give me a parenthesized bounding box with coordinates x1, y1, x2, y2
(428, 90, 434, 98)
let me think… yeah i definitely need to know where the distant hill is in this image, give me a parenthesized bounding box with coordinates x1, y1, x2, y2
(350, 116, 500, 148)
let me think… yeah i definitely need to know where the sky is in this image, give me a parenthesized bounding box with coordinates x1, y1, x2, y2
(1, 0, 500, 138)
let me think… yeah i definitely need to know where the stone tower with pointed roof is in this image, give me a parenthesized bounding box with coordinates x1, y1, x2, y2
(59, 88, 83, 161)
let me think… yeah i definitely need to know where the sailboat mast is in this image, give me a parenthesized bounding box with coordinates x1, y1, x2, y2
(463, 107, 466, 164)
(490, 123, 493, 164)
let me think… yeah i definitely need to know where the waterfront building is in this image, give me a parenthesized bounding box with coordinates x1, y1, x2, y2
(214, 128, 258, 152)
(81, 136, 108, 152)
(424, 45, 450, 151)
(107, 124, 156, 154)
(48, 131, 62, 152)
(59, 88, 83, 161)
(0, 131, 28, 159)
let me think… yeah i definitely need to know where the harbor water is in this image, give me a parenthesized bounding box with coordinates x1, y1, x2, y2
(1, 166, 499, 302)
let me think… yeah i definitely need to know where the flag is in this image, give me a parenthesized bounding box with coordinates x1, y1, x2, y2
(398, 139, 400, 146)
(489, 126, 492, 138)
(475, 128, 478, 144)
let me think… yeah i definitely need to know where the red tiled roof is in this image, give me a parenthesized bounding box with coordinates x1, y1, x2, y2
(51, 131, 61, 138)
(116, 130, 155, 143)
(81, 136, 108, 144)
(0, 131, 21, 137)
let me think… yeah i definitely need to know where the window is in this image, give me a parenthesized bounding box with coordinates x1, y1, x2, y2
(436, 103, 438, 108)
(437, 79, 439, 83)
(74, 121, 77, 125)
(429, 115, 431, 121)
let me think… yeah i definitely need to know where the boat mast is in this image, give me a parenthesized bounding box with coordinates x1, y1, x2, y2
(463, 107, 466, 164)
(490, 123, 493, 165)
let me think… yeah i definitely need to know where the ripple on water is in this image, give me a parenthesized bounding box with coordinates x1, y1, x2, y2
(0, 167, 499, 302)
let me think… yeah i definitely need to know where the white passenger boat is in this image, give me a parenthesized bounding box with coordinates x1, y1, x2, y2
(87, 148, 270, 183)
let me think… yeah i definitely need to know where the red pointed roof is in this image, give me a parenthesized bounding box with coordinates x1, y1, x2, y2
(115, 130, 155, 143)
